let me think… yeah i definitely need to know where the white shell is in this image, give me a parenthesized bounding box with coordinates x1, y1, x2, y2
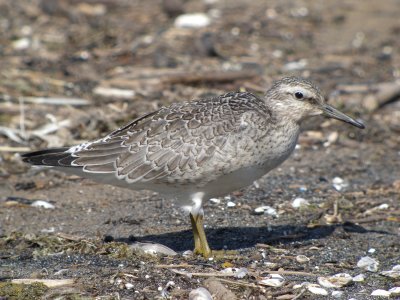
(296, 255, 310, 263)
(307, 284, 328, 295)
(389, 287, 400, 295)
(352, 274, 366, 282)
(318, 273, 352, 288)
(370, 289, 391, 297)
(174, 14, 211, 28)
(381, 265, 400, 278)
(291, 197, 309, 208)
(258, 274, 285, 287)
(31, 200, 55, 209)
(357, 256, 379, 272)
(331, 290, 344, 298)
(254, 205, 278, 216)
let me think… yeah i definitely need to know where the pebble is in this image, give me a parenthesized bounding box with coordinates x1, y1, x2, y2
(283, 59, 308, 71)
(253, 181, 260, 188)
(318, 273, 352, 288)
(264, 262, 277, 268)
(331, 290, 344, 298)
(189, 287, 213, 300)
(174, 13, 211, 28)
(182, 250, 193, 257)
(371, 289, 391, 297)
(352, 274, 365, 282)
(258, 274, 285, 287)
(31, 200, 55, 209)
(368, 248, 376, 254)
(299, 186, 307, 192)
(12, 37, 30, 50)
(220, 267, 248, 278)
(332, 176, 348, 191)
(296, 255, 310, 263)
(41, 227, 55, 233)
(254, 205, 277, 216)
(227, 201, 236, 207)
(378, 203, 389, 210)
(323, 131, 339, 147)
(357, 256, 379, 272)
(209, 198, 220, 204)
(291, 197, 309, 209)
(234, 268, 248, 279)
(125, 283, 134, 290)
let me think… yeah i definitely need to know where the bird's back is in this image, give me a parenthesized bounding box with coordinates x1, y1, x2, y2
(22, 92, 282, 197)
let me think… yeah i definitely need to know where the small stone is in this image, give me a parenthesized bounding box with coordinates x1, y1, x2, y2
(254, 205, 277, 216)
(378, 203, 389, 210)
(283, 59, 308, 71)
(264, 262, 277, 268)
(189, 287, 212, 300)
(220, 267, 247, 278)
(357, 256, 379, 272)
(31, 200, 55, 209)
(352, 274, 365, 282)
(182, 250, 193, 257)
(234, 268, 248, 279)
(299, 186, 307, 192)
(323, 131, 339, 147)
(227, 201, 236, 207)
(332, 290, 344, 298)
(296, 255, 310, 263)
(174, 13, 211, 28)
(12, 37, 30, 50)
(125, 283, 134, 290)
(307, 284, 328, 296)
(318, 273, 352, 288)
(368, 248, 376, 254)
(258, 274, 285, 287)
(371, 289, 391, 297)
(332, 177, 348, 191)
(292, 197, 310, 209)
(209, 198, 220, 204)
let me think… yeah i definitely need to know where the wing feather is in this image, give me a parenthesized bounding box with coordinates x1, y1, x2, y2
(66, 92, 269, 184)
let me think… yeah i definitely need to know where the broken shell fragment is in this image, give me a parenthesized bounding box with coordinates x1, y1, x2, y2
(258, 274, 285, 287)
(296, 255, 310, 263)
(317, 273, 352, 288)
(307, 284, 328, 296)
(380, 265, 400, 278)
(357, 256, 379, 272)
(370, 289, 391, 297)
(130, 242, 177, 256)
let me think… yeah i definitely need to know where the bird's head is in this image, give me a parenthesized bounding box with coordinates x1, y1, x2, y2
(265, 77, 365, 129)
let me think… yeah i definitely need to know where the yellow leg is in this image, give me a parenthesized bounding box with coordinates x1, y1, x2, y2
(190, 212, 212, 258)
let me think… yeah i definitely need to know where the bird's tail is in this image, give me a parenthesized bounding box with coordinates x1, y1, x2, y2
(21, 147, 76, 167)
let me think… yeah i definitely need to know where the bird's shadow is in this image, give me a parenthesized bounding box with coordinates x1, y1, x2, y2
(112, 222, 391, 252)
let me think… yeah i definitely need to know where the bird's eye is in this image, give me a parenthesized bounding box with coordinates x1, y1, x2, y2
(294, 92, 304, 99)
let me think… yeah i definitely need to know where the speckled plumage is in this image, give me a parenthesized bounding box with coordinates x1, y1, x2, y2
(22, 76, 364, 256)
(23, 90, 299, 202)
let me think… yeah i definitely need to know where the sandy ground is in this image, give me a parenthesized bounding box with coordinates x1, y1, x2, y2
(0, 0, 400, 299)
